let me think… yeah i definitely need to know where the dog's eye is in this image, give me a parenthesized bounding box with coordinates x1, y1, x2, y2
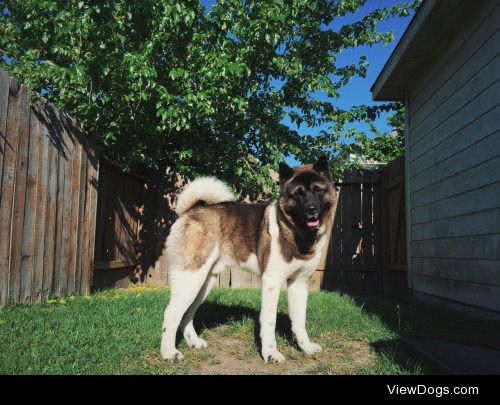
(314, 187, 325, 195)
(292, 188, 304, 197)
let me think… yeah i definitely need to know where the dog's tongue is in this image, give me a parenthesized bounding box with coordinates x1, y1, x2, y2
(307, 219, 320, 228)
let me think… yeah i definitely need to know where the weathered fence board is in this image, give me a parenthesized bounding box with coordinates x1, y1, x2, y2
(20, 109, 40, 303)
(0, 69, 9, 199)
(318, 169, 383, 294)
(91, 158, 143, 290)
(0, 69, 99, 305)
(380, 157, 409, 300)
(5, 81, 29, 304)
(32, 116, 49, 302)
(42, 134, 58, 300)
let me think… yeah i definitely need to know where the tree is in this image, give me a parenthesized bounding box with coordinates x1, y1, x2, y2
(336, 101, 405, 177)
(0, 0, 419, 197)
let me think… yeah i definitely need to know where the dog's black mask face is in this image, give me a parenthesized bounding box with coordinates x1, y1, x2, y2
(279, 156, 337, 232)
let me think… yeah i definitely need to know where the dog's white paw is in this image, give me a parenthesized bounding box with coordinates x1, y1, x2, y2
(301, 342, 322, 355)
(262, 347, 286, 363)
(187, 337, 208, 349)
(161, 349, 184, 363)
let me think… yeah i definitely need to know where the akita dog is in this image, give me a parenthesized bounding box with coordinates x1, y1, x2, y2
(160, 156, 338, 363)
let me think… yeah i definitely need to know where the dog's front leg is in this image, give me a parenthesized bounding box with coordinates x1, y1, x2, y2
(260, 273, 285, 363)
(287, 277, 322, 355)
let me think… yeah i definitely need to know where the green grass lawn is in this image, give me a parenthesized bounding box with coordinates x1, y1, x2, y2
(1, 285, 497, 375)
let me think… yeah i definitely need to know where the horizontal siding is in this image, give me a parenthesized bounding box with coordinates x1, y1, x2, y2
(412, 257, 500, 287)
(413, 234, 500, 261)
(411, 154, 500, 207)
(410, 2, 500, 123)
(411, 130, 499, 192)
(410, 75, 500, 160)
(412, 274, 500, 312)
(411, 44, 500, 149)
(412, 207, 500, 240)
(412, 181, 500, 225)
(412, 51, 500, 147)
(410, 105, 500, 176)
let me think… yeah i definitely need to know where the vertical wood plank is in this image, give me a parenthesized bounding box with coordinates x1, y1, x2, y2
(372, 173, 382, 293)
(32, 110, 49, 302)
(20, 107, 41, 303)
(251, 273, 261, 289)
(117, 176, 127, 262)
(42, 121, 58, 300)
(124, 179, 136, 262)
(80, 148, 92, 294)
(75, 147, 88, 293)
(0, 77, 22, 306)
(53, 110, 65, 296)
(219, 266, 231, 288)
(331, 183, 343, 268)
(242, 269, 252, 288)
(133, 182, 142, 253)
(114, 173, 125, 262)
(93, 162, 107, 262)
(85, 155, 99, 294)
(66, 123, 82, 295)
(103, 172, 115, 262)
(57, 111, 74, 296)
(0, 68, 10, 201)
(341, 175, 353, 268)
(9, 83, 31, 303)
(350, 179, 363, 265)
(230, 267, 242, 288)
(361, 176, 375, 266)
(380, 164, 389, 294)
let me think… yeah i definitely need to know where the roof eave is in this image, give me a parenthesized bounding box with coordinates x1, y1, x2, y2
(371, 0, 438, 101)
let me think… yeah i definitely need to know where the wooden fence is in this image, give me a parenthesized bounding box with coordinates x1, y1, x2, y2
(0, 68, 99, 305)
(92, 158, 143, 290)
(0, 67, 408, 303)
(309, 170, 381, 293)
(311, 158, 407, 296)
(380, 157, 408, 299)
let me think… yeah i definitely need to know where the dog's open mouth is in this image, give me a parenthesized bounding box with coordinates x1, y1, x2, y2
(306, 218, 320, 229)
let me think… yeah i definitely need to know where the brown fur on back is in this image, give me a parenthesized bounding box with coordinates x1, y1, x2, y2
(179, 202, 272, 271)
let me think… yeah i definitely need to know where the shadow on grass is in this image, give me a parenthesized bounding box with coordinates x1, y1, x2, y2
(176, 302, 297, 353)
(346, 294, 500, 374)
(351, 294, 500, 346)
(172, 294, 422, 373)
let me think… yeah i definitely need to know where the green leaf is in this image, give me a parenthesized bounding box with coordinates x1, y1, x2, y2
(169, 68, 186, 80)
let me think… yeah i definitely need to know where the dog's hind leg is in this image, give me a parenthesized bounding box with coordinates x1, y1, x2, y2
(180, 272, 218, 349)
(160, 247, 219, 362)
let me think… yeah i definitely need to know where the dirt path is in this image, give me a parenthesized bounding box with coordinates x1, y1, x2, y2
(123, 325, 376, 375)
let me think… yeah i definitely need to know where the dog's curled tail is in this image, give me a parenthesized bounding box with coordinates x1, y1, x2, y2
(175, 176, 236, 216)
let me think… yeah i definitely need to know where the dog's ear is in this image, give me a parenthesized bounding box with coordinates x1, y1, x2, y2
(313, 155, 331, 179)
(279, 162, 294, 190)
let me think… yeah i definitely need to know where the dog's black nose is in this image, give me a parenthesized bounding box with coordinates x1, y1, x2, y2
(306, 205, 318, 216)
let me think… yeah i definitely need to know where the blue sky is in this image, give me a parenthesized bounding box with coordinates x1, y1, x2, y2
(202, 0, 415, 165)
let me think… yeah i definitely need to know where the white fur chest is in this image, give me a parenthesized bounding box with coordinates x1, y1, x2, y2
(265, 202, 328, 281)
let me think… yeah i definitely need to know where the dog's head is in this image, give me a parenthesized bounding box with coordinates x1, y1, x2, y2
(278, 156, 338, 232)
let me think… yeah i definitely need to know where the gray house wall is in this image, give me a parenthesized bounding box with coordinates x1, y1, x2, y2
(405, 1, 500, 312)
